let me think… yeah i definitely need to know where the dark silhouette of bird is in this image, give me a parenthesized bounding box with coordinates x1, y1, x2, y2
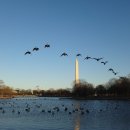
(86, 109, 90, 113)
(100, 109, 103, 112)
(75, 108, 78, 111)
(84, 56, 91, 60)
(61, 52, 68, 56)
(44, 44, 50, 48)
(18, 111, 20, 114)
(24, 51, 31, 55)
(48, 110, 51, 113)
(25, 108, 30, 112)
(113, 71, 118, 75)
(42, 109, 45, 112)
(69, 112, 72, 115)
(108, 68, 114, 72)
(76, 53, 82, 57)
(81, 111, 84, 115)
(93, 57, 103, 61)
(101, 61, 108, 65)
(64, 107, 68, 111)
(73, 110, 75, 113)
(33, 47, 39, 51)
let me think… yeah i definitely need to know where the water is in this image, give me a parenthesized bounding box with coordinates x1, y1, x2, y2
(0, 97, 130, 130)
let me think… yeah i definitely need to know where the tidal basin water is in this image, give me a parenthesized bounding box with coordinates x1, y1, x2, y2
(0, 97, 130, 130)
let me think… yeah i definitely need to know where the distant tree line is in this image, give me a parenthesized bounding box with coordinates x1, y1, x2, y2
(105, 76, 130, 97)
(1, 74, 130, 99)
(33, 88, 72, 97)
(72, 76, 130, 98)
(15, 89, 33, 95)
(15, 88, 72, 97)
(31, 75, 130, 98)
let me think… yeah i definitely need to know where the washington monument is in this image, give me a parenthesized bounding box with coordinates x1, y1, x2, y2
(75, 58, 79, 84)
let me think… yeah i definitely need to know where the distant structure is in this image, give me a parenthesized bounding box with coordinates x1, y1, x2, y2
(75, 58, 79, 85)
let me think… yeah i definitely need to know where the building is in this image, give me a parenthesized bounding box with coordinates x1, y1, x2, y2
(75, 58, 79, 85)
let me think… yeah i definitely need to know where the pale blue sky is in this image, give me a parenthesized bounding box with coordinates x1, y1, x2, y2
(0, 0, 130, 90)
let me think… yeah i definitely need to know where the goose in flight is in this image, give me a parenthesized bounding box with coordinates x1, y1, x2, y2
(101, 61, 108, 65)
(84, 56, 91, 60)
(61, 52, 68, 56)
(76, 54, 82, 57)
(93, 57, 103, 61)
(25, 51, 31, 55)
(44, 44, 50, 48)
(108, 68, 114, 72)
(113, 71, 118, 75)
(33, 47, 39, 51)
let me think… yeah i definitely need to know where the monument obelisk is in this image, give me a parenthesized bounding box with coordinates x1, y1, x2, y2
(75, 58, 79, 85)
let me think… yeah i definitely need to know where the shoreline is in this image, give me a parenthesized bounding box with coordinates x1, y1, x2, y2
(0, 97, 12, 99)
(0, 96, 130, 100)
(60, 96, 130, 100)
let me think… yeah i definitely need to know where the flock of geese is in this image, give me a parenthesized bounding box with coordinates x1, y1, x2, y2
(0, 98, 120, 116)
(24, 44, 118, 76)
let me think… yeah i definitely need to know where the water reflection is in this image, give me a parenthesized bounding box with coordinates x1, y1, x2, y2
(74, 102, 80, 130)
(74, 115, 80, 130)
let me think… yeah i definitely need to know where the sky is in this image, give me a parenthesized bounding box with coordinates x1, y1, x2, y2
(0, 0, 130, 90)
